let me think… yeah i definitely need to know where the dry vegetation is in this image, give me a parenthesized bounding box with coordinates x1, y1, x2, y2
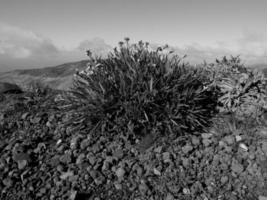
(0, 39, 267, 200)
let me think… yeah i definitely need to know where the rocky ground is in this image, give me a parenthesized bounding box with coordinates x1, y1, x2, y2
(1, 92, 267, 200)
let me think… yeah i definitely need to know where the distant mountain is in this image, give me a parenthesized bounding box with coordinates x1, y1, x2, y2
(1, 60, 266, 91)
(249, 63, 267, 77)
(263, 68, 267, 77)
(0, 60, 89, 90)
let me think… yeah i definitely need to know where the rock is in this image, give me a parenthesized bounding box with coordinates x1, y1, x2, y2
(224, 135, 235, 145)
(70, 135, 81, 150)
(2, 178, 13, 187)
(182, 158, 189, 167)
(235, 135, 242, 142)
(87, 154, 96, 166)
(231, 159, 244, 174)
(154, 146, 163, 153)
(114, 182, 122, 190)
(239, 143, 248, 151)
(183, 188, 190, 195)
(165, 193, 174, 200)
(182, 145, 193, 154)
(94, 174, 105, 185)
(191, 136, 200, 146)
(220, 176, 228, 184)
(60, 152, 72, 164)
(201, 133, 212, 139)
(262, 142, 267, 155)
(21, 112, 29, 120)
(138, 181, 148, 195)
(17, 159, 28, 170)
(80, 139, 90, 150)
(50, 155, 61, 166)
(202, 139, 212, 147)
(60, 171, 74, 180)
(162, 152, 171, 163)
(116, 167, 125, 181)
(56, 139, 62, 145)
(70, 190, 77, 200)
(257, 128, 267, 138)
(259, 196, 267, 200)
(92, 143, 101, 153)
(89, 170, 98, 179)
(113, 149, 124, 160)
(153, 168, 161, 176)
(76, 153, 85, 165)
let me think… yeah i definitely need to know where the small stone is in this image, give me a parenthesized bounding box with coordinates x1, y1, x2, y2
(114, 182, 122, 190)
(56, 139, 62, 145)
(262, 142, 267, 155)
(70, 190, 77, 200)
(17, 160, 27, 170)
(219, 141, 226, 147)
(70, 136, 80, 150)
(224, 135, 235, 145)
(57, 164, 64, 172)
(88, 155, 96, 166)
(154, 146, 163, 153)
(220, 176, 228, 184)
(182, 145, 193, 154)
(116, 167, 125, 181)
(153, 168, 161, 176)
(60, 152, 72, 164)
(162, 152, 171, 163)
(89, 170, 98, 179)
(3, 178, 13, 187)
(257, 128, 267, 138)
(165, 193, 174, 200)
(113, 149, 124, 160)
(183, 188, 190, 195)
(21, 112, 29, 120)
(259, 196, 267, 200)
(201, 133, 212, 139)
(80, 139, 90, 150)
(94, 175, 105, 185)
(40, 188, 46, 194)
(231, 159, 244, 174)
(202, 138, 212, 147)
(50, 155, 60, 166)
(60, 171, 74, 180)
(191, 136, 200, 146)
(138, 182, 148, 195)
(76, 153, 85, 165)
(182, 158, 189, 167)
(239, 143, 248, 151)
(235, 135, 242, 142)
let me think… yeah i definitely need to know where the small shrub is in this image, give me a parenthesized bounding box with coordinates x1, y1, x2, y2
(203, 56, 267, 121)
(65, 39, 219, 138)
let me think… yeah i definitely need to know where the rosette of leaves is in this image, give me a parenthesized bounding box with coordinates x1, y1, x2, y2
(204, 56, 267, 120)
(65, 39, 219, 138)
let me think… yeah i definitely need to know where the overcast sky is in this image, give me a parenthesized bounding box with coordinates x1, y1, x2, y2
(0, 0, 267, 71)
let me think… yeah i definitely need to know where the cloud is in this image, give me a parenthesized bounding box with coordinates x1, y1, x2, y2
(165, 31, 267, 65)
(0, 23, 112, 72)
(77, 37, 112, 55)
(0, 22, 266, 72)
(0, 22, 59, 59)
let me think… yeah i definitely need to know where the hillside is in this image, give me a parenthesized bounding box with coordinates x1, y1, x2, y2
(0, 60, 89, 90)
(0, 60, 267, 91)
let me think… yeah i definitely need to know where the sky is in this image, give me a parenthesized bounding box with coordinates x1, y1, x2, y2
(0, 0, 267, 72)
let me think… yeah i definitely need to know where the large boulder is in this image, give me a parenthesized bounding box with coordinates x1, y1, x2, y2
(0, 82, 22, 94)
